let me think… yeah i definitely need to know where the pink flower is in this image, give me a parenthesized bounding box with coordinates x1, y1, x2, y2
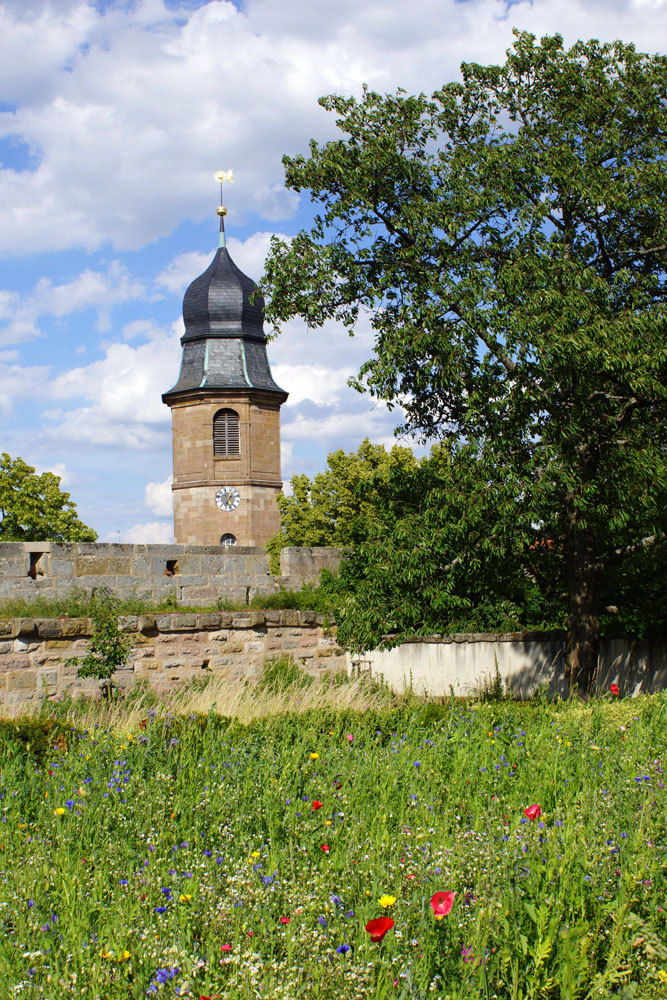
(221, 944, 232, 952)
(365, 917, 394, 942)
(430, 891, 456, 920)
(610, 683, 619, 696)
(346, 734, 354, 742)
(524, 804, 542, 822)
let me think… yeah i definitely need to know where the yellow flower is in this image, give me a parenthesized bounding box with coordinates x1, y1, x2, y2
(378, 894, 396, 908)
(310, 752, 319, 760)
(100, 949, 111, 959)
(251, 850, 261, 858)
(54, 807, 66, 816)
(119, 950, 130, 961)
(658, 970, 667, 983)
(179, 893, 192, 902)
(325, 820, 332, 826)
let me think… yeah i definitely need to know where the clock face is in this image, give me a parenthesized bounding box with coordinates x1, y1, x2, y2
(215, 486, 240, 512)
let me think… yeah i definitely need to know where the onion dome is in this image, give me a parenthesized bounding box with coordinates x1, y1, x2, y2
(163, 203, 287, 402)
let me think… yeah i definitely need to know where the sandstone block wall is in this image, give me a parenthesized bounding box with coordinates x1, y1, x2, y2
(0, 542, 346, 605)
(0, 610, 345, 708)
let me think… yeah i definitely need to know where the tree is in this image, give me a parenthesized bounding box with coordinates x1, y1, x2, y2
(262, 33, 667, 692)
(0, 453, 97, 542)
(331, 442, 567, 653)
(267, 438, 418, 569)
(71, 588, 132, 702)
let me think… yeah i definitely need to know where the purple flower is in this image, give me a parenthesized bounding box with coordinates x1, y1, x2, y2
(336, 944, 351, 954)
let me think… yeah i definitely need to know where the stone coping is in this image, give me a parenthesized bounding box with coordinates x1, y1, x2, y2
(0, 615, 570, 644)
(0, 609, 326, 638)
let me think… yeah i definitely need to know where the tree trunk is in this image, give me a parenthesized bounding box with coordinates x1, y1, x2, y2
(564, 518, 600, 697)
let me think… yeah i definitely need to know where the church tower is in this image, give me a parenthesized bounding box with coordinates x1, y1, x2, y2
(162, 181, 288, 547)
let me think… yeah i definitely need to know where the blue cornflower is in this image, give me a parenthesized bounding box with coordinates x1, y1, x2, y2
(336, 944, 351, 954)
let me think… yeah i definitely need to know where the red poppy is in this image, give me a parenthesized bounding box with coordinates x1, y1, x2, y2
(321, 843, 330, 854)
(279, 916, 290, 924)
(221, 944, 232, 952)
(524, 804, 542, 822)
(430, 891, 456, 919)
(365, 917, 394, 942)
(610, 683, 619, 697)
(312, 800, 323, 810)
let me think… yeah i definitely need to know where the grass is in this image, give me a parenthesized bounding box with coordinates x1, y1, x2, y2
(0, 583, 335, 620)
(1, 681, 667, 999)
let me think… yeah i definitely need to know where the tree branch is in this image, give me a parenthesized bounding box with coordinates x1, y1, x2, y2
(597, 531, 666, 568)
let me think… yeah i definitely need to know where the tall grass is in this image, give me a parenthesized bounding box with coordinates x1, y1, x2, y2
(1, 684, 666, 998)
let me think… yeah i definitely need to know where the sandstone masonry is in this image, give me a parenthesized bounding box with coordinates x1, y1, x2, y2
(0, 610, 345, 708)
(0, 542, 345, 605)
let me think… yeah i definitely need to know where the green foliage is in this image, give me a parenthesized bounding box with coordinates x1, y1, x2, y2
(71, 589, 132, 697)
(333, 443, 566, 651)
(267, 438, 419, 572)
(2, 694, 667, 997)
(0, 453, 97, 542)
(262, 34, 667, 687)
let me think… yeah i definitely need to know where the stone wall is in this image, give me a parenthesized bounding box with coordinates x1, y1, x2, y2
(0, 542, 347, 606)
(0, 610, 345, 708)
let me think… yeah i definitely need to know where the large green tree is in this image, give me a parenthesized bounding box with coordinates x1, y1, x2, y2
(262, 33, 667, 692)
(267, 438, 418, 568)
(0, 453, 97, 542)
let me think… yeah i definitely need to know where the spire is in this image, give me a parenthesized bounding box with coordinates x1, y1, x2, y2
(162, 170, 287, 403)
(215, 169, 233, 249)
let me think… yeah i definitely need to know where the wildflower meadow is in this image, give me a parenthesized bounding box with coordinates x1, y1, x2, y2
(2, 680, 667, 999)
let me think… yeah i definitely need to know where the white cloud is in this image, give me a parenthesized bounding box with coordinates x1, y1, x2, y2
(145, 475, 173, 516)
(155, 251, 211, 295)
(41, 320, 181, 448)
(122, 520, 174, 544)
(0, 361, 50, 414)
(273, 363, 352, 406)
(3, 0, 666, 256)
(0, 261, 146, 346)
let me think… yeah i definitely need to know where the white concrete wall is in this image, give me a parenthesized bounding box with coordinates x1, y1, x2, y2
(348, 633, 667, 698)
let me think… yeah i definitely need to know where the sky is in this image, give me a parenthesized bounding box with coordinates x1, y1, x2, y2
(1, 0, 666, 543)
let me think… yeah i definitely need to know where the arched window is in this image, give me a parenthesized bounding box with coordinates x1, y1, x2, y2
(213, 408, 240, 456)
(220, 533, 237, 546)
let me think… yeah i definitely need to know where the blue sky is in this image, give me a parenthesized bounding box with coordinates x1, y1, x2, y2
(1, 0, 665, 542)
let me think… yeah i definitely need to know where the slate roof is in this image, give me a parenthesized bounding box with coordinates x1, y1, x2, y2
(163, 244, 287, 400)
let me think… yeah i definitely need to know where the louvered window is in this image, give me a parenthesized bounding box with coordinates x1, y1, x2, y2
(213, 409, 240, 456)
